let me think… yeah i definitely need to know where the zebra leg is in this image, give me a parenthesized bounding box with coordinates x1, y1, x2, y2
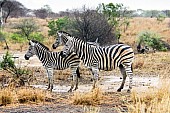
(50, 69, 54, 92)
(73, 68, 80, 91)
(68, 68, 77, 92)
(46, 69, 50, 90)
(46, 68, 54, 92)
(92, 67, 99, 89)
(126, 65, 133, 93)
(117, 64, 127, 92)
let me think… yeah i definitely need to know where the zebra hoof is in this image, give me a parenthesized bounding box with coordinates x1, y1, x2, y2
(68, 89, 72, 92)
(127, 89, 131, 93)
(117, 88, 122, 92)
(73, 87, 78, 91)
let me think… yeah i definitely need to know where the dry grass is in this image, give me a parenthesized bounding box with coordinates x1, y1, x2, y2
(72, 88, 103, 105)
(0, 87, 51, 106)
(0, 88, 15, 106)
(133, 52, 170, 78)
(54, 69, 71, 80)
(128, 80, 170, 113)
(17, 87, 46, 103)
(120, 17, 170, 46)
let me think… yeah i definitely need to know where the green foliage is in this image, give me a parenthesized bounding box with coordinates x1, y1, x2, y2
(10, 33, 26, 43)
(48, 17, 70, 37)
(138, 31, 167, 51)
(29, 32, 44, 42)
(0, 51, 31, 87)
(0, 51, 15, 70)
(157, 15, 166, 22)
(10, 32, 44, 43)
(98, 3, 131, 41)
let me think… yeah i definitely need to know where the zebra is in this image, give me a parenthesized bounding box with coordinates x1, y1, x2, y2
(54, 31, 135, 92)
(24, 40, 81, 92)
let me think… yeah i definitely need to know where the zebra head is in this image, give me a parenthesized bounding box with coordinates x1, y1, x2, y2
(60, 37, 74, 57)
(24, 40, 36, 60)
(52, 31, 99, 49)
(52, 31, 66, 49)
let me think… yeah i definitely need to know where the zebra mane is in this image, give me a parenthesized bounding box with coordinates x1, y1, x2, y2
(58, 31, 72, 37)
(30, 40, 49, 51)
(58, 31, 99, 47)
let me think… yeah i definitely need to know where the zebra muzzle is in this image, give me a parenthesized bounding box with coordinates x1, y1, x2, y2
(60, 51, 67, 58)
(24, 55, 30, 60)
(52, 44, 57, 49)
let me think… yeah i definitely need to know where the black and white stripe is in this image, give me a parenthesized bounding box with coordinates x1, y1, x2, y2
(24, 40, 81, 92)
(56, 31, 134, 92)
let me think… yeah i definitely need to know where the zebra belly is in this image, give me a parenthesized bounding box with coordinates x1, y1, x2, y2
(53, 65, 69, 70)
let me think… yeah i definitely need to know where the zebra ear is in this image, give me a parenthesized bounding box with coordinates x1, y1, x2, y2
(95, 38, 98, 43)
(57, 31, 62, 37)
(67, 36, 72, 40)
(30, 40, 35, 46)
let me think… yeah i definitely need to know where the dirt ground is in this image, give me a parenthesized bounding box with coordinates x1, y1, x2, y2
(0, 51, 160, 113)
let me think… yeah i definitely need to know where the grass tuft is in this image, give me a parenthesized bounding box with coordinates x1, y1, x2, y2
(0, 88, 14, 106)
(72, 88, 103, 105)
(17, 87, 46, 103)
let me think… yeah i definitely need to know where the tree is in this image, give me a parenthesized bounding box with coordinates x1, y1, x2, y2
(48, 17, 70, 37)
(97, 3, 131, 43)
(0, 0, 25, 23)
(34, 8, 48, 19)
(70, 8, 116, 45)
(43, 4, 53, 18)
(13, 18, 39, 39)
(48, 7, 117, 45)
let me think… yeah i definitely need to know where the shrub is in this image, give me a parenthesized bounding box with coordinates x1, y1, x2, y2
(0, 51, 32, 87)
(29, 32, 44, 42)
(0, 51, 15, 70)
(137, 31, 167, 51)
(10, 33, 26, 43)
(13, 18, 39, 39)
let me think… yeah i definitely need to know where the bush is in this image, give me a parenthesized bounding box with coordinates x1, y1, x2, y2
(0, 51, 32, 87)
(10, 33, 26, 43)
(29, 32, 44, 42)
(0, 51, 15, 70)
(137, 31, 167, 51)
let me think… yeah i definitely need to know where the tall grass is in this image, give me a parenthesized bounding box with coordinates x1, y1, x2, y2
(128, 80, 170, 113)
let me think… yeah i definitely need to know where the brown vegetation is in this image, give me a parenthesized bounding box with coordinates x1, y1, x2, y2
(129, 80, 170, 113)
(72, 88, 103, 105)
(0, 87, 51, 106)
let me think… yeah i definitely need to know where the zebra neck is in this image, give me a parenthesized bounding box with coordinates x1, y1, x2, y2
(76, 42, 94, 62)
(35, 46, 49, 63)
